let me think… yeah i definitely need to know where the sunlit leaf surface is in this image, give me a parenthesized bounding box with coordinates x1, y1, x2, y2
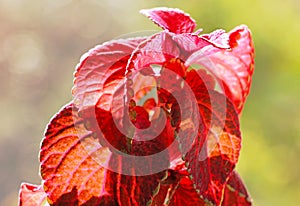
(18, 7, 254, 206)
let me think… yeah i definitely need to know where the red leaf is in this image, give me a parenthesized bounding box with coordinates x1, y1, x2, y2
(22, 7, 253, 206)
(169, 176, 207, 205)
(151, 169, 206, 206)
(134, 31, 213, 72)
(96, 108, 171, 205)
(107, 155, 167, 205)
(181, 70, 241, 205)
(40, 103, 116, 205)
(151, 170, 252, 206)
(133, 32, 180, 71)
(143, 98, 156, 111)
(187, 25, 255, 113)
(18, 183, 47, 206)
(221, 171, 252, 206)
(73, 37, 146, 113)
(201, 29, 230, 49)
(129, 105, 151, 129)
(140, 8, 196, 34)
(40, 103, 170, 205)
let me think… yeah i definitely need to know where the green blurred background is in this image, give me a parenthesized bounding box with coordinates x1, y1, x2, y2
(0, 0, 299, 205)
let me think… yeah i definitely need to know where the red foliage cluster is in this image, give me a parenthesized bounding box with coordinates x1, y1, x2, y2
(19, 7, 254, 206)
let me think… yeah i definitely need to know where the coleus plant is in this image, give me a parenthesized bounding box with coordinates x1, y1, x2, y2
(19, 7, 254, 206)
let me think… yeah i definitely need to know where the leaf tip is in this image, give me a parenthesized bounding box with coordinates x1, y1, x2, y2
(139, 7, 196, 34)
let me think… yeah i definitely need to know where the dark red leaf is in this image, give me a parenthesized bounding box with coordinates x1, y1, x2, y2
(169, 176, 207, 205)
(140, 8, 196, 34)
(129, 105, 151, 129)
(163, 58, 186, 78)
(221, 171, 252, 206)
(180, 70, 241, 205)
(95, 103, 175, 157)
(152, 170, 251, 206)
(151, 169, 207, 206)
(107, 154, 167, 206)
(98, 109, 171, 205)
(18, 183, 47, 206)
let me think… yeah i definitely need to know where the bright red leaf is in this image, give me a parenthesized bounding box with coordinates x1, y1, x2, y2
(200, 29, 230, 49)
(40, 103, 168, 205)
(73, 37, 146, 113)
(19, 7, 254, 206)
(140, 8, 196, 34)
(187, 25, 254, 113)
(40, 103, 116, 205)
